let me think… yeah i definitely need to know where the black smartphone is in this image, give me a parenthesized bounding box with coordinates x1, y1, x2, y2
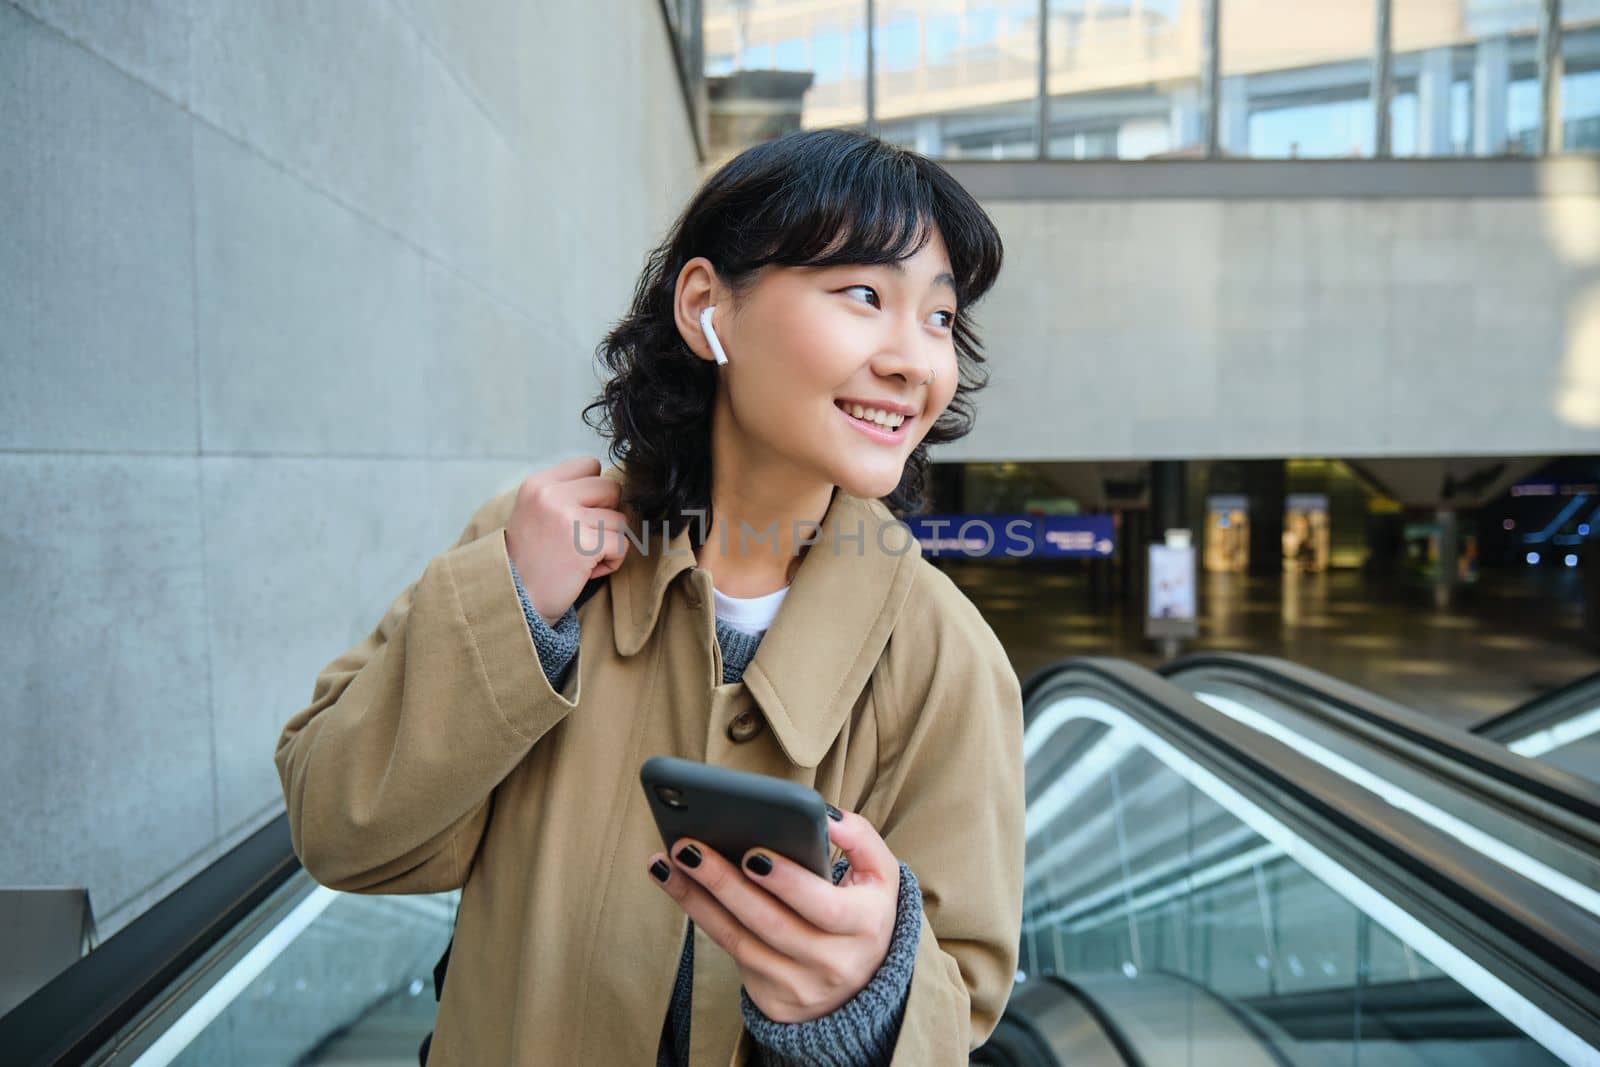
(639, 755, 832, 879)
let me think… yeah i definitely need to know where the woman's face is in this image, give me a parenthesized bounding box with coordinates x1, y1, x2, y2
(683, 225, 963, 503)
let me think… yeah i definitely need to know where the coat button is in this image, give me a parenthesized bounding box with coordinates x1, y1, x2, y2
(727, 709, 764, 743)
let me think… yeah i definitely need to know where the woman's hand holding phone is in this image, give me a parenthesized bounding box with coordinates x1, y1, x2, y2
(646, 806, 901, 1024)
(503, 456, 630, 627)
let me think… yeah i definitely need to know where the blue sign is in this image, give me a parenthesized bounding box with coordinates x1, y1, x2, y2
(903, 513, 1116, 559)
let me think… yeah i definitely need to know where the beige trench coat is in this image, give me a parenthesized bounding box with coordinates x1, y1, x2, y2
(275, 464, 1026, 1065)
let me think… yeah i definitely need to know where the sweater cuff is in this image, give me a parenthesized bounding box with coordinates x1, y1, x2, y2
(740, 860, 922, 1067)
(507, 557, 580, 687)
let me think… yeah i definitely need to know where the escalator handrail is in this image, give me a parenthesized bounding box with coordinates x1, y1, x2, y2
(1142, 969, 1296, 1067)
(1474, 668, 1600, 743)
(1045, 975, 1149, 1067)
(0, 812, 300, 1067)
(1020, 656, 1600, 1045)
(1158, 652, 1600, 835)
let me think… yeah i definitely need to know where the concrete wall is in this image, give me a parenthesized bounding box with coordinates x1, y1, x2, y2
(945, 159, 1600, 463)
(0, 0, 701, 940)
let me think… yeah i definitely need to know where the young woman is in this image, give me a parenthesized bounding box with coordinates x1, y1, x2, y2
(275, 128, 1024, 1066)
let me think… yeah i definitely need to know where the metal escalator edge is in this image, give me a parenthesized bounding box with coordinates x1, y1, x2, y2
(1149, 970, 1298, 1067)
(978, 976, 1150, 1067)
(0, 813, 299, 1067)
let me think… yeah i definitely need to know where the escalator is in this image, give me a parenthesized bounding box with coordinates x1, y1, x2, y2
(1161, 653, 1600, 902)
(1475, 669, 1600, 782)
(10, 657, 1600, 1065)
(978, 657, 1600, 1066)
(0, 816, 455, 1066)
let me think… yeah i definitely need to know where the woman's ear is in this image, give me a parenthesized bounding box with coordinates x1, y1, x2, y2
(674, 256, 726, 367)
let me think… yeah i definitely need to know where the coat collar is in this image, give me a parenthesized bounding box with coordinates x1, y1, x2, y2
(602, 464, 921, 768)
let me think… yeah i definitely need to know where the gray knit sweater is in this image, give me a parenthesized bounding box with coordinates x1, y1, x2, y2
(507, 561, 921, 1066)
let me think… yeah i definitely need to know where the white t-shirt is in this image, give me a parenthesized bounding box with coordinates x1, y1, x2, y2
(712, 583, 789, 637)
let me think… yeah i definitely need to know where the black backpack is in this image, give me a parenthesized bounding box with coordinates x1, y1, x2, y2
(418, 572, 610, 1066)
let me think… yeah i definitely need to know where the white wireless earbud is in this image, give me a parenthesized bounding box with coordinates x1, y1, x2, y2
(700, 305, 729, 366)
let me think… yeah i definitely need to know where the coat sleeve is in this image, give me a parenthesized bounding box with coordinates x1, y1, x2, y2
(273, 488, 583, 895)
(865, 570, 1026, 1065)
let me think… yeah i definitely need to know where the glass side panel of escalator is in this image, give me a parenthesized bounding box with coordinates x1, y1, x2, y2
(88, 874, 454, 1066)
(1017, 689, 1588, 1066)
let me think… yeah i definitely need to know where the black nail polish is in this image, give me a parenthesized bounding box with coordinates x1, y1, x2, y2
(675, 844, 702, 868)
(825, 803, 843, 822)
(650, 859, 671, 883)
(745, 853, 772, 876)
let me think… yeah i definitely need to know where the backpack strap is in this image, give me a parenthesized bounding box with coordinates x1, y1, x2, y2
(431, 933, 452, 1002)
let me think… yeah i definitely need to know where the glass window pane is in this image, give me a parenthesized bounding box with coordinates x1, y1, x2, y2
(774, 36, 808, 70)
(1046, 0, 1207, 160)
(1221, 0, 1376, 158)
(874, 2, 1042, 160)
(703, 1, 868, 132)
(1393, 1, 1541, 156)
(743, 40, 775, 66)
(878, 100, 1042, 159)
(1565, 6, 1600, 152)
(879, 14, 919, 73)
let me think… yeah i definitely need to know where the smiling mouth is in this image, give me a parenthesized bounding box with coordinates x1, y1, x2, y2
(835, 400, 911, 437)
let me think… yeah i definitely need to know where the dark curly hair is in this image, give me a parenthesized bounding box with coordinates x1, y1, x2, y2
(581, 128, 1004, 542)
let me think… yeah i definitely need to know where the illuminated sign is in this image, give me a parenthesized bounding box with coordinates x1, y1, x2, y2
(903, 514, 1116, 559)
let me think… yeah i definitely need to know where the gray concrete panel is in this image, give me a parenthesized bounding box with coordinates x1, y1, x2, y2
(401, 0, 700, 354)
(957, 191, 1600, 460)
(411, 37, 562, 321)
(202, 456, 537, 837)
(12, 0, 191, 105)
(189, 1, 424, 242)
(192, 124, 428, 456)
(555, 0, 704, 365)
(2, 0, 710, 947)
(0, 4, 196, 452)
(392, 0, 537, 139)
(194, 123, 581, 459)
(1297, 296, 1391, 452)
(418, 259, 569, 459)
(0, 455, 213, 934)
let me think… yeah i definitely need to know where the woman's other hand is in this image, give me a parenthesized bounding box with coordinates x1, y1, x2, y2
(503, 456, 630, 627)
(646, 806, 900, 1023)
